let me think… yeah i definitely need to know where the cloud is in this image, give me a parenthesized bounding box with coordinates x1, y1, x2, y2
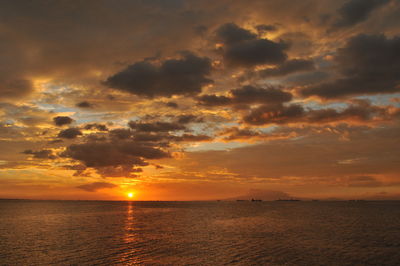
(301, 34, 400, 99)
(130, 132, 164, 142)
(244, 104, 304, 125)
(198, 85, 292, 106)
(176, 114, 203, 124)
(61, 140, 170, 177)
(230, 85, 292, 104)
(22, 149, 56, 159)
(171, 133, 212, 142)
(105, 52, 213, 97)
(276, 32, 314, 58)
(53, 116, 73, 126)
(0, 123, 24, 139)
(165, 101, 179, 108)
(58, 128, 83, 139)
(197, 94, 232, 106)
(255, 24, 279, 34)
(333, 0, 390, 29)
(215, 23, 257, 45)
(94, 165, 143, 178)
(0, 0, 219, 103)
(215, 23, 288, 67)
(222, 39, 288, 68)
(0, 103, 54, 127)
(0, 79, 33, 100)
(128, 121, 186, 132)
(109, 129, 134, 140)
(76, 101, 93, 108)
(76, 182, 117, 192)
(243, 100, 397, 125)
(83, 123, 108, 131)
(1, 0, 399, 199)
(218, 127, 296, 142)
(109, 125, 211, 144)
(258, 58, 315, 78)
(172, 124, 400, 181)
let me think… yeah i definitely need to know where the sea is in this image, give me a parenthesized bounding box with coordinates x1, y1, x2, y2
(0, 200, 399, 265)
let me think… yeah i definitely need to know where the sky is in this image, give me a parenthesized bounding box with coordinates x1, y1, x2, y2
(0, 0, 399, 201)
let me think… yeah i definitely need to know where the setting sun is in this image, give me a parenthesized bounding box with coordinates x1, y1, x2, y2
(127, 192, 134, 199)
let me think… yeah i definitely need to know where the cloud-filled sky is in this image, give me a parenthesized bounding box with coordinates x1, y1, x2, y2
(0, 0, 399, 200)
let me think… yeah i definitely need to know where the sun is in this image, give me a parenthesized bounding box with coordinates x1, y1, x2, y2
(127, 192, 134, 199)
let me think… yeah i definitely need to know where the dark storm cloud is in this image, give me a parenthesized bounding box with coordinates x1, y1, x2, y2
(285, 71, 330, 86)
(85, 134, 107, 142)
(126, 116, 211, 142)
(215, 23, 288, 67)
(65, 142, 169, 167)
(243, 100, 396, 125)
(109, 129, 134, 140)
(76, 182, 117, 192)
(258, 59, 315, 77)
(176, 114, 203, 124)
(62, 140, 169, 177)
(133, 132, 167, 142)
(198, 85, 292, 106)
(333, 0, 390, 29)
(197, 94, 232, 106)
(215, 23, 257, 44)
(105, 53, 213, 97)
(76, 101, 93, 108)
(94, 165, 143, 178)
(305, 100, 391, 124)
(84, 123, 108, 131)
(301, 34, 400, 99)
(58, 128, 83, 139)
(244, 104, 304, 125)
(219, 127, 263, 140)
(23, 149, 56, 159)
(53, 116, 73, 126)
(165, 102, 179, 108)
(128, 121, 186, 132)
(223, 39, 288, 67)
(231, 86, 292, 104)
(109, 125, 211, 143)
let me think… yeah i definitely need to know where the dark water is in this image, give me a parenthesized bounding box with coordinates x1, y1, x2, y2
(0, 200, 399, 265)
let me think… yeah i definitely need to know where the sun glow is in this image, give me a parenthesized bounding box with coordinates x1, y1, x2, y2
(127, 192, 134, 199)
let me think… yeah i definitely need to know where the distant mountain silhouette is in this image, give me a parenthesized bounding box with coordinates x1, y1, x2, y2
(222, 189, 400, 202)
(224, 189, 304, 201)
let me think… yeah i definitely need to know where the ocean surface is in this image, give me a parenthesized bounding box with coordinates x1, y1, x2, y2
(0, 200, 399, 265)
